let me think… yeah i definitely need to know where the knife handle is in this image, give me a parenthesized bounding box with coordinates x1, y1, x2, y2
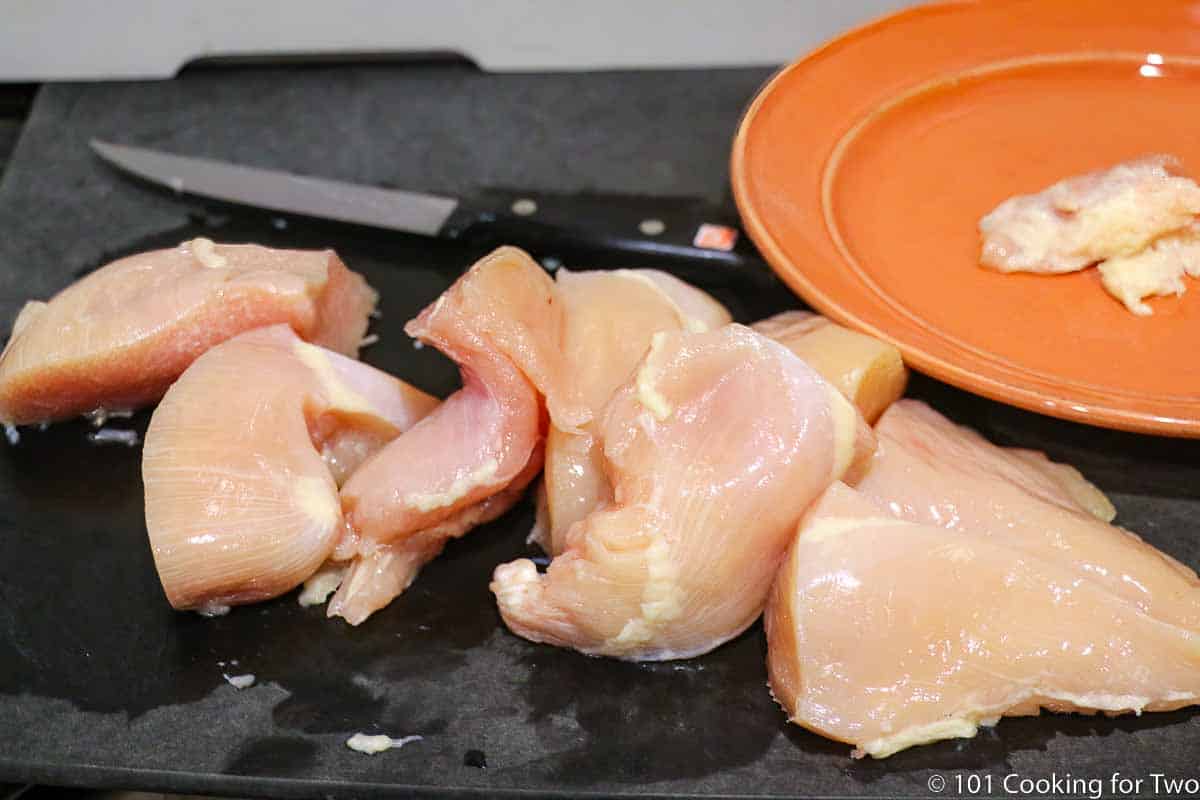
(437, 188, 773, 285)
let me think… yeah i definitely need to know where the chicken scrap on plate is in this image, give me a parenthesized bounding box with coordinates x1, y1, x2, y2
(979, 155, 1200, 274)
(979, 155, 1200, 314)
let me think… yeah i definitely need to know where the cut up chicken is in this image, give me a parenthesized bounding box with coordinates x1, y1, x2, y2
(143, 324, 436, 615)
(749, 310, 906, 424)
(0, 238, 377, 425)
(979, 155, 1200, 274)
(766, 402, 1200, 759)
(854, 401, 1198, 626)
(537, 268, 731, 556)
(327, 450, 545, 625)
(859, 399, 1116, 523)
(552, 268, 731, 415)
(491, 324, 875, 660)
(333, 247, 573, 623)
(538, 298, 903, 560)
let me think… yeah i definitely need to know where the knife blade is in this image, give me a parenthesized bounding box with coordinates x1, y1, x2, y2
(90, 140, 769, 280)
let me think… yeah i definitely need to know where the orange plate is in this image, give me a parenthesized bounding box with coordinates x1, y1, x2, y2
(732, 0, 1200, 437)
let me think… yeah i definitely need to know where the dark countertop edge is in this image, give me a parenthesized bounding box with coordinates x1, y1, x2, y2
(0, 760, 889, 800)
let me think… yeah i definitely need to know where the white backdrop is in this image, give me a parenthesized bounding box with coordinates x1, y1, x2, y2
(1, 0, 919, 80)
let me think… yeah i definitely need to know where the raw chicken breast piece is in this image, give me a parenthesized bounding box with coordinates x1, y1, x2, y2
(750, 310, 907, 423)
(334, 247, 570, 621)
(979, 155, 1200, 273)
(491, 325, 875, 660)
(552, 268, 731, 415)
(853, 402, 1200, 630)
(327, 450, 544, 625)
(537, 268, 731, 555)
(766, 480, 1200, 759)
(860, 399, 1115, 522)
(143, 325, 436, 614)
(611, 269, 733, 335)
(0, 239, 377, 425)
(539, 424, 609, 556)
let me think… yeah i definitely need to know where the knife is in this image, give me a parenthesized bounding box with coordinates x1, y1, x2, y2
(90, 140, 769, 280)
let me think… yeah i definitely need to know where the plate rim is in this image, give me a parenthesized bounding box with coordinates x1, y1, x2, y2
(729, 0, 1200, 439)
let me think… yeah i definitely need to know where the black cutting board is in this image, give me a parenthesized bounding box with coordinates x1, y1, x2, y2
(1, 64, 1198, 800)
